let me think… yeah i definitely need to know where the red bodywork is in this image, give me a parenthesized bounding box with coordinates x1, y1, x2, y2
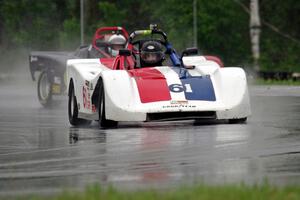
(127, 68, 171, 103)
(204, 56, 224, 67)
(100, 55, 135, 70)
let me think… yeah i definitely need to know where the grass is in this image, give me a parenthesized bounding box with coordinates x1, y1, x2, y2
(7, 183, 300, 200)
(254, 78, 300, 86)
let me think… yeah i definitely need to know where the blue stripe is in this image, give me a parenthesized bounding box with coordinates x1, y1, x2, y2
(170, 67, 216, 101)
(171, 67, 192, 78)
(181, 76, 216, 101)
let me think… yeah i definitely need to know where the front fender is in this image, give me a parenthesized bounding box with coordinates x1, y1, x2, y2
(67, 59, 104, 116)
(101, 70, 146, 121)
(215, 67, 251, 119)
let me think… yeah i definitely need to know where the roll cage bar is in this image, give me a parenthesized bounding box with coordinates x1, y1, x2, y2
(92, 26, 129, 58)
(127, 26, 181, 66)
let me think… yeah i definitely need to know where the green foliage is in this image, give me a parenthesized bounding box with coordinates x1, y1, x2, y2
(98, 1, 126, 26)
(0, 0, 62, 49)
(255, 78, 300, 85)
(259, 0, 300, 72)
(0, 0, 299, 71)
(150, 0, 252, 65)
(59, 18, 81, 49)
(4, 183, 300, 200)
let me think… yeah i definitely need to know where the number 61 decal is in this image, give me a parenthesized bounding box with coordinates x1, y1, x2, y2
(169, 84, 193, 93)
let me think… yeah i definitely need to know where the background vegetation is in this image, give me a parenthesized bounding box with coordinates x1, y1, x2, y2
(7, 183, 300, 200)
(0, 0, 299, 72)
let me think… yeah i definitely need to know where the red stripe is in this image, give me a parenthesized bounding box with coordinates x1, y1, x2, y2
(128, 68, 171, 103)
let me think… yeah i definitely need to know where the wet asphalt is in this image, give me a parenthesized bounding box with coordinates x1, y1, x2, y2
(0, 80, 299, 196)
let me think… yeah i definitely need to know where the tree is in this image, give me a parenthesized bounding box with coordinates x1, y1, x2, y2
(259, 0, 300, 72)
(0, 0, 298, 72)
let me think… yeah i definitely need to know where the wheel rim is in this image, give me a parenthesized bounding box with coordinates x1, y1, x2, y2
(39, 73, 51, 100)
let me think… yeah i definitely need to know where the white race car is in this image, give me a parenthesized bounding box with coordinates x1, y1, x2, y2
(67, 26, 251, 128)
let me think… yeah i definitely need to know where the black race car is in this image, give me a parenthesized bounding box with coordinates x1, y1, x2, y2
(29, 27, 129, 107)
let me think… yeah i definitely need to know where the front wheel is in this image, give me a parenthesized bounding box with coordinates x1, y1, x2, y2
(68, 81, 91, 126)
(98, 80, 118, 128)
(37, 71, 52, 107)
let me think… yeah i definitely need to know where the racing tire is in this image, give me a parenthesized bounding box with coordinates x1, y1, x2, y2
(37, 71, 52, 107)
(68, 81, 91, 126)
(228, 117, 247, 124)
(98, 80, 118, 128)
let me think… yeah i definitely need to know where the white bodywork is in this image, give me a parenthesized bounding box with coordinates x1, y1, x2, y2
(67, 56, 251, 122)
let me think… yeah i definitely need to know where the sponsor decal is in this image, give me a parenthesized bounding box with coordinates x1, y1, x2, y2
(170, 100, 188, 104)
(162, 104, 196, 109)
(83, 86, 91, 109)
(84, 80, 94, 90)
(92, 104, 96, 113)
(163, 100, 195, 109)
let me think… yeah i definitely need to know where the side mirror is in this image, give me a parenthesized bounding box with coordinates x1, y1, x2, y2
(181, 47, 198, 58)
(119, 49, 131, 56)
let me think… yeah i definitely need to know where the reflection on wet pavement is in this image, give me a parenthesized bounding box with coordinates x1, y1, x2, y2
(0, 84, 299, 195)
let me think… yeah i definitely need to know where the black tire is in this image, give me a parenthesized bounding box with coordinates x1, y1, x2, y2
(98, 80, 118, 128)
(68, 81, 91, 126)
(37, 71, 52, 107)
(228, 117, 247, 124)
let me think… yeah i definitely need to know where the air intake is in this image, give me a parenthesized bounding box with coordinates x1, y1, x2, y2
(147, 111, 216, 121)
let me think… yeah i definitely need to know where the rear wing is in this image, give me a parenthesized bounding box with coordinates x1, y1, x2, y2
(29, 51, 74, 81)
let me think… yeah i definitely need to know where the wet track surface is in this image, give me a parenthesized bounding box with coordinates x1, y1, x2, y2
(0, 81, 300, 196)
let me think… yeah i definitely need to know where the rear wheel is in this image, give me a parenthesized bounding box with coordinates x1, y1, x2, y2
(68, 81, 91, 126)
(98, 80, 118, 128)
(37, 71, 52, 107)
(228, 117, 247, 124)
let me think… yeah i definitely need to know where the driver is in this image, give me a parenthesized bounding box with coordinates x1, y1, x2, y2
(108, 34, 126, 57)
(140, 41, 164, 67)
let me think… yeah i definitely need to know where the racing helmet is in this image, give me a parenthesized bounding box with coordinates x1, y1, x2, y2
(140, 41, 164, 66)
(108, 34, 126, 57)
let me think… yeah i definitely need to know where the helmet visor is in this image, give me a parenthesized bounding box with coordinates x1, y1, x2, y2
(141, 51, 163, 64)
